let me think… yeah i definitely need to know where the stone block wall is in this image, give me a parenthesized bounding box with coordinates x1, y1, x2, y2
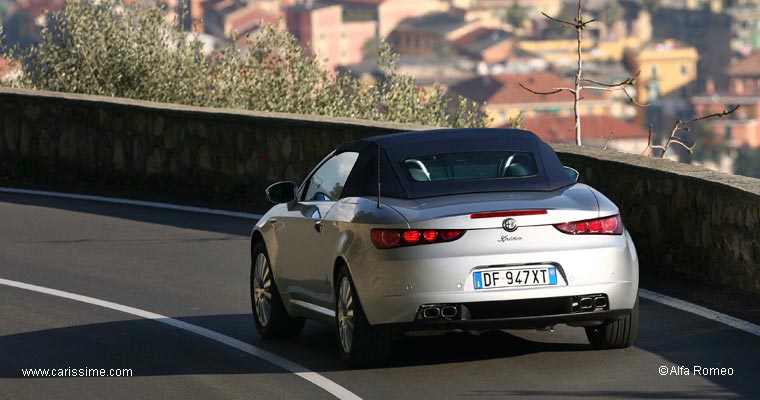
(1, 87, 759, 294)
(0, 87, 420, 204)
(554, 144, 760, 295)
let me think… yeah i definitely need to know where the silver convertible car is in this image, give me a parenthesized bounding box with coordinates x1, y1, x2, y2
(250, 128, 639, 366)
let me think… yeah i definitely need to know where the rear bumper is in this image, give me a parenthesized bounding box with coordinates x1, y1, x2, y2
(374, 309, 630, 335)
(351, 232, 639, 327)
(362, 280, 637, 327)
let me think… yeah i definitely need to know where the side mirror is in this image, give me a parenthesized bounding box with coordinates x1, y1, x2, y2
(266, 181, 298, 204)
(564, 166, 579, 182)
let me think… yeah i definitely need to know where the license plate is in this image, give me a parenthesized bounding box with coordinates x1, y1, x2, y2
(473, 266, 557, 290)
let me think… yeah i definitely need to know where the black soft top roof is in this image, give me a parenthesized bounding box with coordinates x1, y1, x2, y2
(338, 128, 574, 199)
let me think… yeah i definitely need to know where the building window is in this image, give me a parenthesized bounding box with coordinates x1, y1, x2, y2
(681, 64, 687, 76)
(499, 111, 506, 122)
(648, 82, 660, 101)
(651, 66, 658, 80)
(725, 126, 732, 141)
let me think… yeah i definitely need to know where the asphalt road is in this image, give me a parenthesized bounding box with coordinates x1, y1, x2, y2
(1, 192, 758, 399)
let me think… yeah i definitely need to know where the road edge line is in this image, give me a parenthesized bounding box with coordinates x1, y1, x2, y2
(639, 288, 760, 337)
(0, 187, 263, 220)
(0, 277, 361, 400)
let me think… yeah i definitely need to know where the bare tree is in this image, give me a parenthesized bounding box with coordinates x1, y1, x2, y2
(520, 0, 640, 146)
(643, 105, 740, 158)
(521, 0, 737, 155)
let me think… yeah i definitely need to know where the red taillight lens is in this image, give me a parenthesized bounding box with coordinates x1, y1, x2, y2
(439, 230, 466, 241)
(402, 230, 421, 244)
(371, 229, 466, 249)
(554, 215, 623, 235)
(371, 229, 401, 249)
(422, 230, 438, 242)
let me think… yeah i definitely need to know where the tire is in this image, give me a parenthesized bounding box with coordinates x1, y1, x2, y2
(251, 242, 305, 339)
(335, 265, 391, 367)
(585, 296, 639, 349)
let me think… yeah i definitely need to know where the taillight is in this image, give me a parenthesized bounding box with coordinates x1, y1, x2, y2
(371, 229, 466, 249)
(554, 215, 623, 235)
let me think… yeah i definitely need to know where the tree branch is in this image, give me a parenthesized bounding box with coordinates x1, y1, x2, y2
(540, 12, 577, 29)
(642, 105, 741, 158)
(581, 71, 639, 88)
(518, 82, 575, 96)
(603, 131, 615, 150)
(680, 104, 740, 126)
(622, 87, 648, 107)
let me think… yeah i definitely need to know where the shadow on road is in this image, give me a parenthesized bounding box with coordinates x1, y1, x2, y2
(1, 310, 757, 398)
(0, 193, 255, 237)
(0, 313, 590, 379)
(460, 388, 740, 399)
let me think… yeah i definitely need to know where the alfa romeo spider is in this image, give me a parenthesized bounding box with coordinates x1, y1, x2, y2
(250, 128, 639, 366)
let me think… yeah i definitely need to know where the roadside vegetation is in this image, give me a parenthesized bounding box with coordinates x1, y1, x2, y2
(0, 0, 488, 128)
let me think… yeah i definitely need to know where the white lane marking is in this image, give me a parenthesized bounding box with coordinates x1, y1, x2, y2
(0, 278, 361, 400)
(640, 289, 760, 337)
(0, 187, 263, 220)
(291, 299, 337, 318)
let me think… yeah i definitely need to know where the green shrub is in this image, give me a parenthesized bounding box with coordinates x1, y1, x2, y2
(2, 0, 488, 128)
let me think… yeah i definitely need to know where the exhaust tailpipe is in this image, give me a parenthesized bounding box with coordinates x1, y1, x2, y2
(593, 296, 608, 308)
(440, 306, 458, 318)
(579, 297, 593, 310)
(422, 307, 440, 319)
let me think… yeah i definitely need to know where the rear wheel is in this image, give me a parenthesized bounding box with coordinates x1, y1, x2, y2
(335, 265, 391, 367)
(251, 242, 304, 339)
(585, 296, 639, 349)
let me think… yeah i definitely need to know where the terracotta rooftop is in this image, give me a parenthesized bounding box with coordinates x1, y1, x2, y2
(727, 52, 760, 77)
(395, 12, 468, 35)
(452, 27, 491, 46)
(335, 0, 387, 4)
(0, 57, 12, 75)
(449, 72, 605, 105)
(454, 28, 512, 54)
(226, 7, 280, 34)
(514, 115, 648, 143)
(13, 0, 64, 18)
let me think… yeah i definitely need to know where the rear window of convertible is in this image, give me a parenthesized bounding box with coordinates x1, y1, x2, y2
(403, 151, 539, 182)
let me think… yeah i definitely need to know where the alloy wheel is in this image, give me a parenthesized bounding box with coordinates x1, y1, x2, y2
(253, 253, 273, 327)
(337, 276, 355, 354)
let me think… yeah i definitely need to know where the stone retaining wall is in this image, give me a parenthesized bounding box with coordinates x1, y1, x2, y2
(1, 87, 759, 294)
(554, 144, 760, 295)
(0, 87, 422, 202)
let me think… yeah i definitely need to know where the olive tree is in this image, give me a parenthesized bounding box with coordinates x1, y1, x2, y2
(2, 0, 487, 128)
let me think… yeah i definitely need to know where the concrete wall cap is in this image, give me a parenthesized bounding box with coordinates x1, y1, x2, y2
(551, 143, 760, 197)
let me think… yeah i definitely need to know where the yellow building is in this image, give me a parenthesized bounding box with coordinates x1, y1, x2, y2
(623, 40, 699, 125)
(517, 37, 643, 64)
